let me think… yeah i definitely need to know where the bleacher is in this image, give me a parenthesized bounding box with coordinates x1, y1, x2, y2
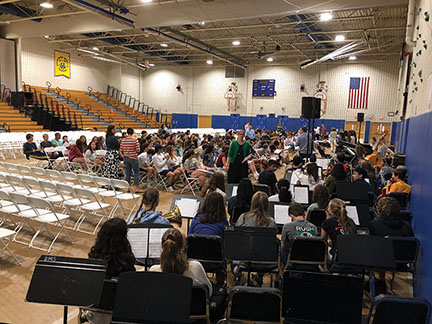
(0, 101, 44, 132)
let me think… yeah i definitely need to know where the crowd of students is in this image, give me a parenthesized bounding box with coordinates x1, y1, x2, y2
(23, 124, 414, 322)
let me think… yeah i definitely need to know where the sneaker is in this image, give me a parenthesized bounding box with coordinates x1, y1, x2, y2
(167, 186, 174, 192)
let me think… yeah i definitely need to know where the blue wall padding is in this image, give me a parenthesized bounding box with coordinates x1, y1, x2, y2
(171, 113, 198, 128)
(393, 111, 432, 314)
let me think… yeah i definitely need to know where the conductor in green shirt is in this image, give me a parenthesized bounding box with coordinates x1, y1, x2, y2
(225, 130, 251, 183)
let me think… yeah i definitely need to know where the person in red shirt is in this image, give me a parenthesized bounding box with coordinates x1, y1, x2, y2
(66, 139, 88, 170)
(120, 128, 142, 192)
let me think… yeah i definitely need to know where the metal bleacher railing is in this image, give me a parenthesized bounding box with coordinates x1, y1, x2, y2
(104, 85, 171, 128)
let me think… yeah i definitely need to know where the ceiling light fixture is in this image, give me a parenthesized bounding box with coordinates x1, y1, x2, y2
(320, 12, 333, 21)
(43, 35, 50, 39)
(335, 35, 345, 42)
(40, 2, 53, 8)
(140, 0, 152, 3)
(206, 59, 213, 65)
(77, 48, 99, 55)
(160, 43, 168, 47)
(348, 55, 357, 60)
(267, 57, 274, 62)
(92, 47, 99, 51)
(149, 63, 155, 67)
(91, 56, 121, 63)
(232, 40, 240, 46)
(200, 21, 205, 25)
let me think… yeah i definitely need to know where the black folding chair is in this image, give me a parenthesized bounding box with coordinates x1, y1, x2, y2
(387, 192, 409, 210)
(112, 272, 192, 324)
(387, 236, 419, 295)
(190, 283, 210, 324)
(253, 183, 271, 196)
(366, 295, 431, 324)
(399, 210, 413, 224)
(221, 286, 282, 323)
(224, 226, 280, 287)
(285, 237, 328, 272)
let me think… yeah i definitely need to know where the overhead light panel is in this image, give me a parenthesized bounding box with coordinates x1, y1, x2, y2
(335, 35, 345, 42)
(92, 47, 99, 51)
(160, 43, 168, 47)
(232, 40, 240, 46)
(200, 21, 205, 25)
(140, 0, 152, 3)
(267, 57, 274, 62)
(91, 56, 121, 63)
(43, 35, 50, 39)
(348, 55, 357, 60)
(149, 63, 155, 67)
(206, 59, 213, 65)
(320, 12, 333, 21)
(40, 2, 53, 8)
(77, 48, 99, 55)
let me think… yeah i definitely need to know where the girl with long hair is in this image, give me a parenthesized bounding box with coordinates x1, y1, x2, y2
(66, 138, 88, 170)
(325, 163, 346, 194)
(200, 172, 226, 200)
(236, 191, 277, 228)
(189, 191, 229, 237)
(305, 162, 324, 190)
(88, 218, 136, 277)
(306, 184, 329, 219)
(321, 198, 356, 256)
(84, 141, 105, 167)
(150, 228, 213, 295)
(228, 178, 254, 225)
(129, 188, 170, 225)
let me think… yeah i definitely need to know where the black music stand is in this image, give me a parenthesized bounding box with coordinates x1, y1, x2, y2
(225, 183, 239, 197)
(26, 255, 107, 324)
(112, 271, 192, 324)
(336, 181, 369, 202)
(169, 195, 204, 230)
(336, 235, 396, 298)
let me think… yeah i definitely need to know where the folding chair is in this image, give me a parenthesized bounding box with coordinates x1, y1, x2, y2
(190, 283, 211, 324)
(43, 147, 62, 169)
(253, 183, 271, 196)
(92, 176, 118, 202)
(220, 286, 282, 324)
(31, 166, 47, 180)
(366, 295, 431, 324)
(17, 165, 33, 177)
(25, 196, 72, 252)
(3, 163, 19, 175)
(399, 210, 413, 225)
(4, 174, 29, 193)
(21, 177, 46, 198)
(110, 179, 140, 219)
(77, 174, 106, 194)
(38, 180, 69, 206)
(46, 169, 73, 185)
(61, 171, 86, 188)
(0, 228, 20, 265)
(180, 164, 200, 196)
(0, 173, 14, 191)
(55, 183, 91, 230)
(74, 187, 111, 235)
(0, 190, 20, 230)
(285, 237, 328, 272)
(155, 170, 170, 192)
(387, 236, 419, 295)
(187, 234, 225, 275)
(308, 209, 326, 231)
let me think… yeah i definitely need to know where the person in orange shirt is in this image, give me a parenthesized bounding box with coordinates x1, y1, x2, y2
(386, 168, 411, 194)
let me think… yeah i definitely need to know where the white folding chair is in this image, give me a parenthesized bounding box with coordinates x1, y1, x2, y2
(77, 174, 106, 193)
(3, 163, 19, 175)
(74, 188, 111, 235)
(110, 179, 140, 220)
(55, 183, 90, 230)
(17, 165, 32, 177)
(0, 190, 20, 230)
(31, 166, 47, 180)
(26, 196, 73, 253)
(180, 164, 200, 196)
(155, 171, 170, 191)
(0, 228, 20, 265)
(62, 171, 89, 189)
(92, 176, 118, 202)
(38, 180, 68, 206)
(4, 175, 28, 193)
(21, 177, 46, 198)
(45, 169, 72, 185)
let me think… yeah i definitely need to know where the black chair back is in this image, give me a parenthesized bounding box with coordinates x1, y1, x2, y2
(112, 272, 192, 324)
(253, 183, 271, 196)
(336, 181, 369, 202)
(399, 210, 413, 224)
(227, 286, 282, 323)
(286, 237, 328, 271)
(190, 283, 210, 323)
(282, 270, 363, 324)
(387, 192, 409, 210)
(231, 204, 250, 225)
(389, 236, 419, 264)
(224, 226, 278, 263)
(308, 209, 326, 228)
(368, 295, 431, 324)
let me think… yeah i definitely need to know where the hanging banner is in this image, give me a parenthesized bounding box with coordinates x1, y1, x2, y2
(54, 50, 71, 78)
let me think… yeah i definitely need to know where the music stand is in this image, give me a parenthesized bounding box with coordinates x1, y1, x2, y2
(26, 255, 107, 324)
(346, 203, 372, 228)
(225, 183, 239, 197)
(336, 181, 369, 203)
(336, 235, 396, 298)
(282, 270, 364, 324)
(112, 272, 192, 324)
(169, 195, 204, 230)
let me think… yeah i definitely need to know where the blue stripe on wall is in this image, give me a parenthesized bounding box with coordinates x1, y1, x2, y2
(393, 111, 432, 317)
(364, 121, 371, 143)
(172, 113, 198, 128)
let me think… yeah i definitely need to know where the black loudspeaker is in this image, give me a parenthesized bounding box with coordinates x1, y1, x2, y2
(301, 97, 321, 119)
(357, 113, 364, 122)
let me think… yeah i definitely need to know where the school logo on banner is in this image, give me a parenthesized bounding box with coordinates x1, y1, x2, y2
(54, 50, 70, 78)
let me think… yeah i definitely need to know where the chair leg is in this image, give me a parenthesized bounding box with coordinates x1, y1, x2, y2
(0, 238, 20, 265)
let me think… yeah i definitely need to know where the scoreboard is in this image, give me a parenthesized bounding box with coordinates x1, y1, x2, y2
(253, 79, 275, 97)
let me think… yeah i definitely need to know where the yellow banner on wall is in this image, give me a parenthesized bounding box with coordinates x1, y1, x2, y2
(54, 50, 71, 78)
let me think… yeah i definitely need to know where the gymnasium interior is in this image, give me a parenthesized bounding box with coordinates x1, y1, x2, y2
(0, 0, 431, 323)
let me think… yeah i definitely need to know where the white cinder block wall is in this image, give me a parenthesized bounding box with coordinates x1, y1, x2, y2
(19, 37, 401, 122)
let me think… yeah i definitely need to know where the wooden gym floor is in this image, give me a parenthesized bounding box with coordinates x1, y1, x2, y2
(0, 157, 412, 324)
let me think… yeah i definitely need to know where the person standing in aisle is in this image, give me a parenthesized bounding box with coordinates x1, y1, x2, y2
(226, 130, 251, 183)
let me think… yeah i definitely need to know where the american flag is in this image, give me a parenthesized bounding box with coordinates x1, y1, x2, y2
(348, 77, 370, 109)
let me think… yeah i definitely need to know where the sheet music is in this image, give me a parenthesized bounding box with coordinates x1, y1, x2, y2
(175, 198, 199, 218)
(318, 167, 322, 177)
(148, 228, 170, 258)
(274, 149, 282, 154)
(316, 158, 330, 170)
(294, 186, 309, 204)
(232, 186, 238, 196)
(346, 205, 360, 225)
(127, 228, 149, 259)
(274, 205, 291, 224)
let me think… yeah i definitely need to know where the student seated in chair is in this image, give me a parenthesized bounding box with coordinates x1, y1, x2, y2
(84, 218, 136, 324)
(369, 197, 413, 237)
(268, 178, 292, 203)
(386, 168, 411, 195)
(128, 188, 170, 225)
(258, 160, 279, 196)
(306, 184, 329, 220)
(281, 202, 317, 263)
(66, 139, 88, 170)
(23, 133, 48, 160)
(227, 178, 253, 225)
(235, 191, 277, 229)
(189, 191, 229, 238)
(352, 166, 372, 191)
(150, 228, 213, 296)
(200, 172, 227, 201)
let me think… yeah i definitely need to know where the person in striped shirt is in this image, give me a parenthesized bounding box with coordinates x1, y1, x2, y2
(120, 128, 142, 192)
